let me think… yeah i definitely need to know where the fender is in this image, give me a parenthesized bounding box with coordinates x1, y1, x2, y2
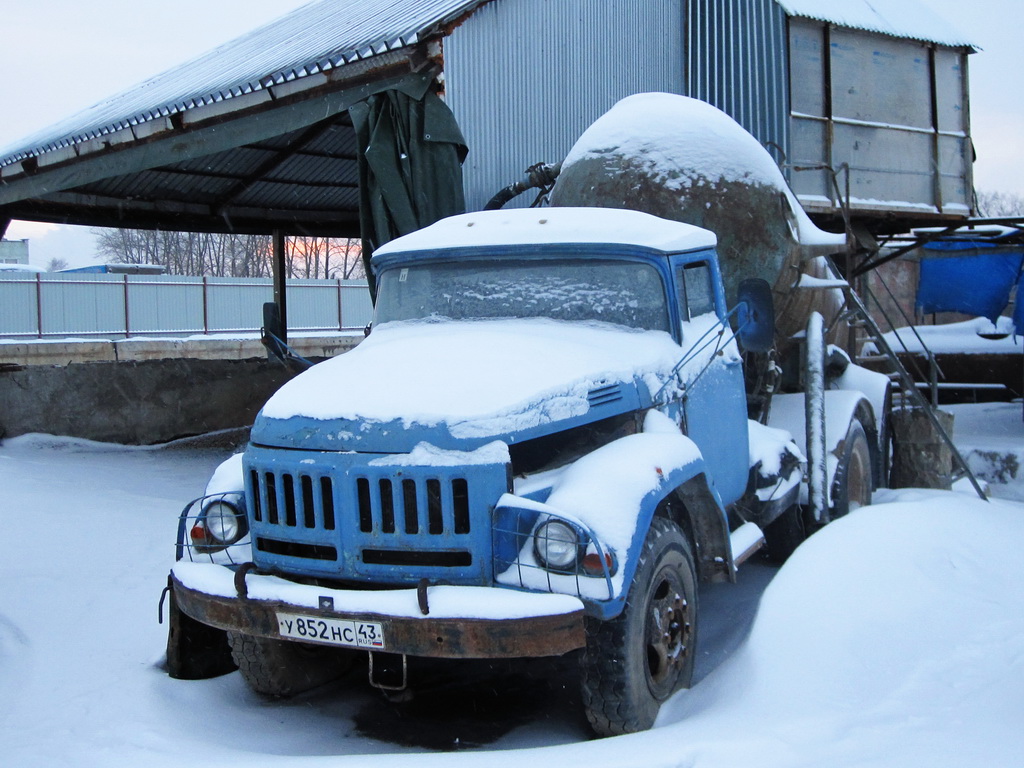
(495, 430, 732, 620)
(768, 390, 877, 505)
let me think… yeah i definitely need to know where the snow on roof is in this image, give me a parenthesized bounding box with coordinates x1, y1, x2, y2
(883, 316, 1021, 355)
(0, 263, 45, 273)
(776, 0, 976, 48)
(0, 0, 486, 166)
(372, 208, 718, 258)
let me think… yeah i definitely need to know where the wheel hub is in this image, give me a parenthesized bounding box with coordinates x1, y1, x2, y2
(645, 571, 690, 688)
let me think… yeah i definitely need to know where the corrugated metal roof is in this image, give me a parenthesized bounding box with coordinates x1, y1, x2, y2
(0, 0, 486, 167)
(775, 0, 977, 48)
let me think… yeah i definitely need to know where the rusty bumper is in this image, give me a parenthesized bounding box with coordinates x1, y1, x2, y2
(171, 571, 585, 659)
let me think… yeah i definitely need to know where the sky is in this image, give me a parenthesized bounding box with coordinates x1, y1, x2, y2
(0, 0, 1020, 269)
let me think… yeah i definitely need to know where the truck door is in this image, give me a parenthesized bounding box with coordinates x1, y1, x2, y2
(672, 258, 750, 505)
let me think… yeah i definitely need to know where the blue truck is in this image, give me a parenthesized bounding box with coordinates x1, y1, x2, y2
(166, 202, 887, 736)
(166, 96, 895, 736)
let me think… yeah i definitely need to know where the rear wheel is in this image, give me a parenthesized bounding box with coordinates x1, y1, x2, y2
(581, 518, 697, 736)
(227, 632, 353, 697)
(831, 418, 873, 519)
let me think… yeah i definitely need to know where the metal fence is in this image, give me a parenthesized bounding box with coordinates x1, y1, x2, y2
(0, 273, 373, 339)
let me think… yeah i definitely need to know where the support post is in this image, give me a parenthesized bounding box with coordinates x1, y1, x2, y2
(805, 312, 827, 523)
(272, 230, 287, 343)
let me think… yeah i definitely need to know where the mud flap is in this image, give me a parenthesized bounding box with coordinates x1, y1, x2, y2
(165, 584, 237, 680)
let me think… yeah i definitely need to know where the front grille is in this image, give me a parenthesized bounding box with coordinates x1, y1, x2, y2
(244, 447, 510, 584)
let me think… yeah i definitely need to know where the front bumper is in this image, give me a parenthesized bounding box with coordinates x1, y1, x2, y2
(171, 562, 585, 659)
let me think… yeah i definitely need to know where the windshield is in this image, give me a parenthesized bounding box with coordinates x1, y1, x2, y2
(374, 258, 670, 332)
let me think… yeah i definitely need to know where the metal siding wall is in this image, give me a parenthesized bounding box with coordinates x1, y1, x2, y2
(686, 0, 790, 167)
(444, 0, 685, 211)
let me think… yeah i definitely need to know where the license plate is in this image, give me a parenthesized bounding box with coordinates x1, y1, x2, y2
(277, 612, 385, 649)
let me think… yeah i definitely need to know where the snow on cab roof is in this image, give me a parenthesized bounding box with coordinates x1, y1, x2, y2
(776, 0, 976, 48)
(372, 208, 717, 259)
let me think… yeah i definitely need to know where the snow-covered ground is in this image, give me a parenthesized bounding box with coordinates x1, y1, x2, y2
(2, 412, 1023, 766)
(949, 401, 1024, 501)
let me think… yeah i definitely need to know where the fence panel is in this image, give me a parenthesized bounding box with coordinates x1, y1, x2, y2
(288, 279, 342, 331)
(205, 278, 274, 334)
(340, 282, 374, 330)
(126, 276, 206, 335)
(41, 274, 126, 337)
(0, 274, 372, 339)
(0, 275, 39, 335)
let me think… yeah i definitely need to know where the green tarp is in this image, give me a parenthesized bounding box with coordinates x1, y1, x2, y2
(350, 79, 468, 297)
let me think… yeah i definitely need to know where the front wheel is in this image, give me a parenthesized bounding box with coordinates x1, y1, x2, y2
(581, 517, 698, 737)
(227, 632, 353, 697)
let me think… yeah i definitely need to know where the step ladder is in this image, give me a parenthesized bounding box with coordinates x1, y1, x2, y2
(822, 256, 988, 501)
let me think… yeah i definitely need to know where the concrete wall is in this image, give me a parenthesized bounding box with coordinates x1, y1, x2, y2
(0, 335, 361, 445)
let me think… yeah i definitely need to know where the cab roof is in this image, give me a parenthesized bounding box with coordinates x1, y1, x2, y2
(372, 207, 718, 260)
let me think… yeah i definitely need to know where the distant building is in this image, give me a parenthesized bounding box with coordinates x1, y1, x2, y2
(0, 238, 29, 265)
(58, 263, 167, 275)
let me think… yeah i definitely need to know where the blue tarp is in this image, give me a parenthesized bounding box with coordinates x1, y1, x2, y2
(1016, 274, 1024, 335)
(917, 252, 1024, 324)
(923, 240, 1001, 252)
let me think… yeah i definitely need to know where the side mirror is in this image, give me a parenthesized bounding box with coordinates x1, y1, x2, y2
(735, 278, 775, 353)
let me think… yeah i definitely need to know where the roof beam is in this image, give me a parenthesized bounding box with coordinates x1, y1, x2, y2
(210, 117, 347, 214)
(143, 165, 360, 191)
(1, 193, 361, 237)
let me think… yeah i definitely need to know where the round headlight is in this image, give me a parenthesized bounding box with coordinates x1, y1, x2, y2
(202, 500, 244, 545)
(534, 520, 580, 571)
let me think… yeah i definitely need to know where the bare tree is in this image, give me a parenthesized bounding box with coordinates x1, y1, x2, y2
(286, 237, 364, 280)
(976, 190, 1024, 218)
(93, 228, 363, 279)
(95, 228, 162, 266)
(45, 257, 69, 272)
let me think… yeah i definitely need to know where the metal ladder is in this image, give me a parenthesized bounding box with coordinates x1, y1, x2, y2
(824, 256, 988, 501)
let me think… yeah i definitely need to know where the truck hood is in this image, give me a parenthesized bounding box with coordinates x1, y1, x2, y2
(252, 318, 686, 453)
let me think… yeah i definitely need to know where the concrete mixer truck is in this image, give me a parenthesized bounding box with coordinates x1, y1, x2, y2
(163, 94, 893, 737)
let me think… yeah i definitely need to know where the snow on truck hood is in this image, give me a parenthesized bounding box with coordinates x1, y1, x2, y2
(254, 318, 687, 451)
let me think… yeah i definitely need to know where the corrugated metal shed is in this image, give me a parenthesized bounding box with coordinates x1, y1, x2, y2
(776, 0, 976, 48)
(686, 0, 790, 166)
(445, 0, 685, 210)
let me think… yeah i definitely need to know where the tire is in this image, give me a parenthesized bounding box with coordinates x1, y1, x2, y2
(764, 503, 805, 563)
(581, 518, 698, 737)
(227, 631, 353, 697)
(165, 591, 236, 680)
(830, 418, 873, 519)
